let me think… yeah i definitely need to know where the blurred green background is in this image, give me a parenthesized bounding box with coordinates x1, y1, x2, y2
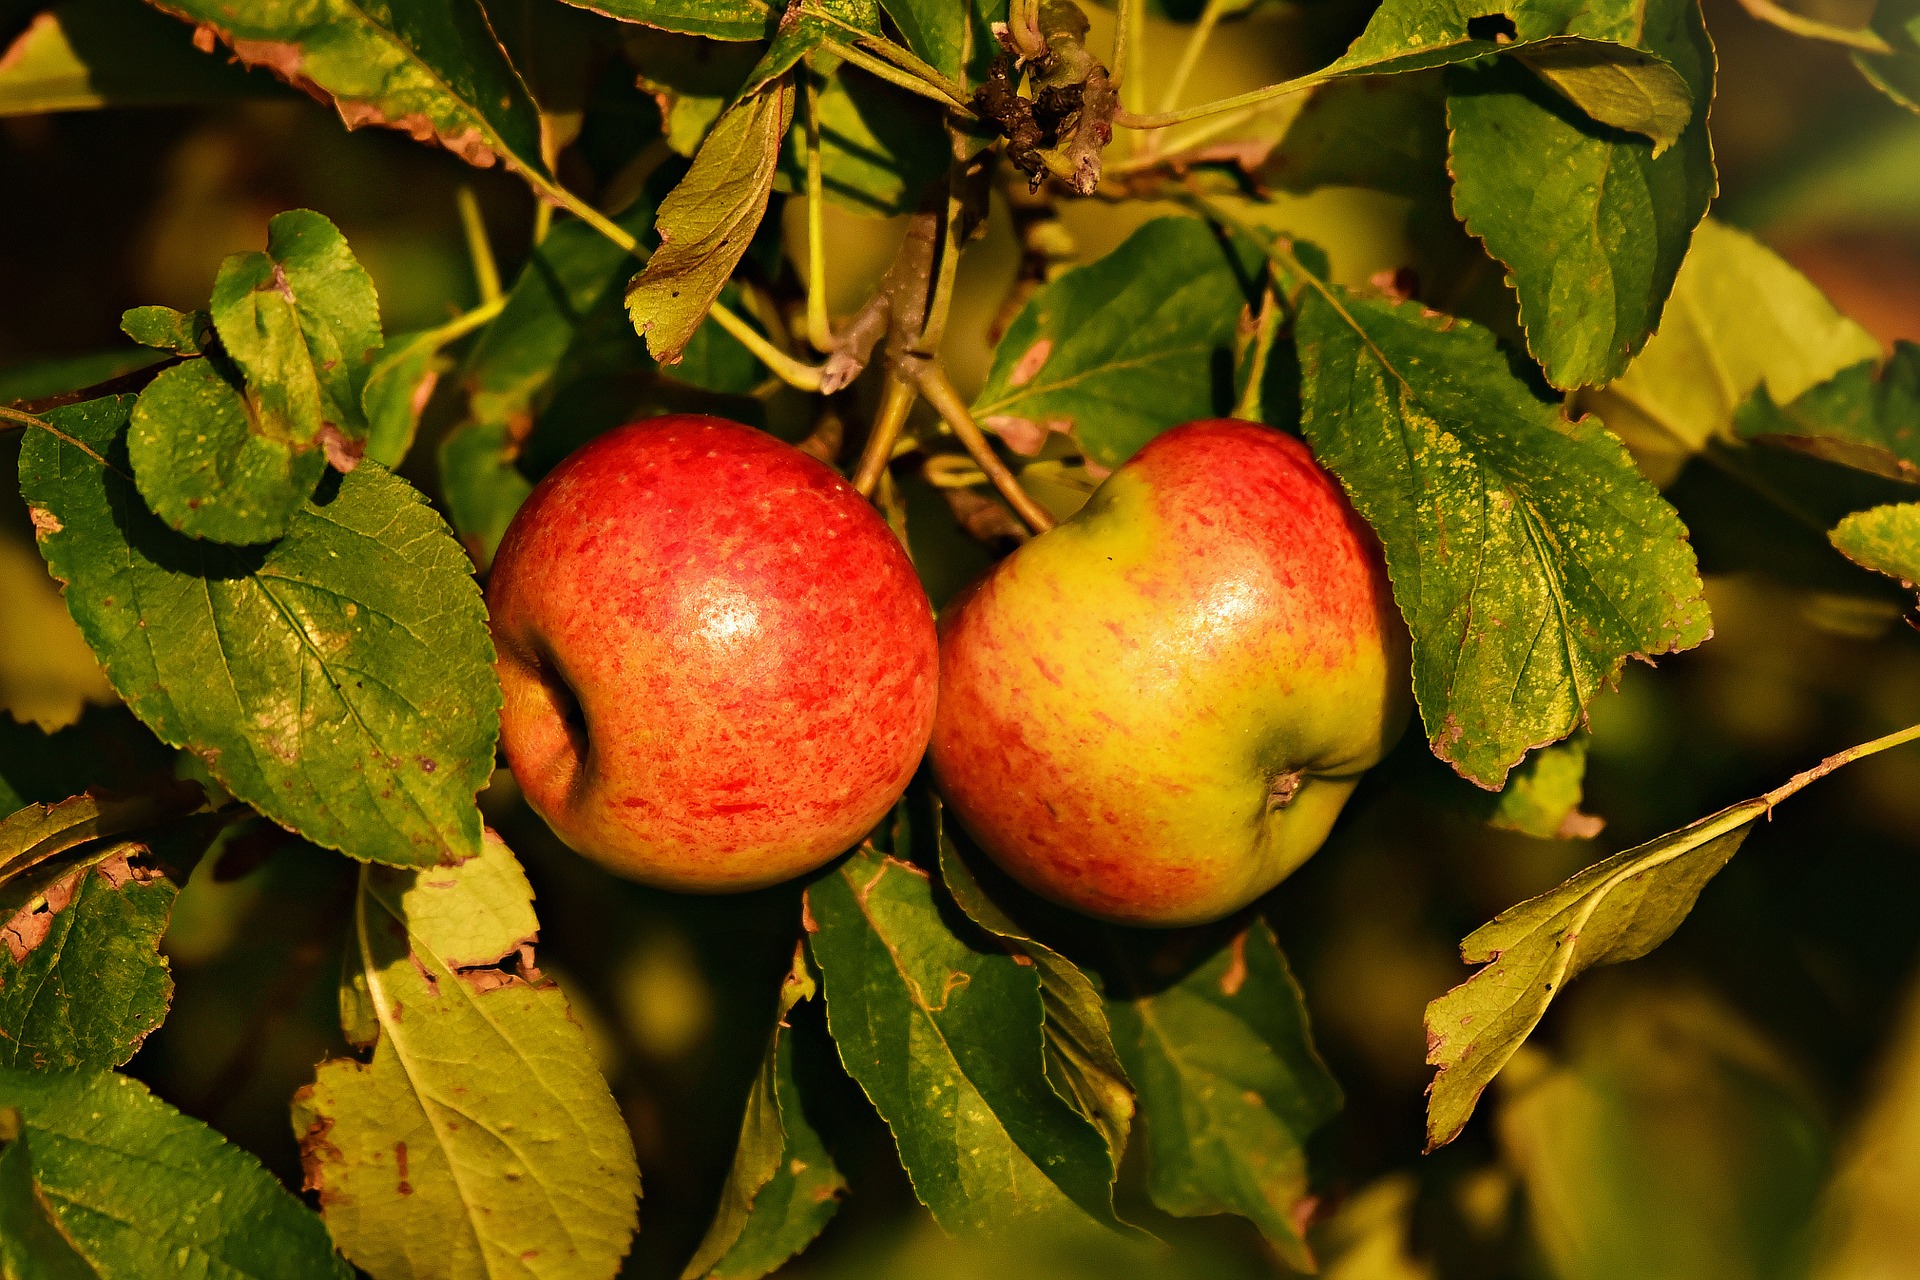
(4, 0, 1920, 1276)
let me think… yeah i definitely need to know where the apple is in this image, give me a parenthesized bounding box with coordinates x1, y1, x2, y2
(930, 419, 1409, 927)
(487, 415, 938, 892)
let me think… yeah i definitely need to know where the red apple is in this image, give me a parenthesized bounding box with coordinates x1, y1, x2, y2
(931, 420, 1409, 927)
(488, 415, 937, 891)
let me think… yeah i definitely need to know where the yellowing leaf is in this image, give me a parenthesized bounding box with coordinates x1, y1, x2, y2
(1830, 503, 1920, 589)
(294, 830, 640, 1280)
(627, 83, 794, 363)
(1581, 218, 1882, 482)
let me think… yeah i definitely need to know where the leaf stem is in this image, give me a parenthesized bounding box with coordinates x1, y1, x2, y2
(852, 374, 919, 496)
(824, 39, 971, 108)
(1731, 0, 1894, 52)
(424, 294, 508, 346)
(527, 174, 828, 393)
(1233, 287, 1284, 421)
(1111, 0, 1141, 93)
(1763, 721, 1920, 808)
(1157, 0, 1231, 121)
(455, 187, 502, 305)
(804, 72, 834, 354)
(913, 364, 1055, 533)
(1115, 69, 1329, 130)
(1105, 100, 1279, 174)
(0, 405, 113, 467)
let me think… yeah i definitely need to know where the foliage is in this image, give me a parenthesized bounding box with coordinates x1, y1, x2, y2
(2, 0, 1919, 1277)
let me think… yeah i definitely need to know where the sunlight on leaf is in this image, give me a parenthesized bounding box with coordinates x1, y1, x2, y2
(806, 844, 1130, 1238)
(294, 831, 641, 1280)
(22, 396, 498, 869)
(0, 1067, 348, 1278)
(682, 943, 845, 1280)
(1292, 282, 1710, 788)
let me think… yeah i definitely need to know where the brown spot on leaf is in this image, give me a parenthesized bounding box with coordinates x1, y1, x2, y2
(1219, 930, 1248, 997)
(1555, 809, 1606, 840)
(408, 370, 440, 420)
(27, 507, 61, 538)
(317, 424, 363, 473)
(800, 891, 819, 933)
(94, 850, 162, 890)
(295, 1104, 345, 1202)
(2, 866, 84, 962)
(408, 952, 439, 997)
(1009, 338, 1052, 387)
(395, 1141, 412, 1195)
(981, 414, 1049, 456)
(166, 15, 506, 168)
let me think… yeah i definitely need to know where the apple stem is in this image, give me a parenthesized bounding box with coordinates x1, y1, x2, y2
(1233, 287, 1285, 422)
(915, 364, 1056, 534)
(852, 375, 920, 496)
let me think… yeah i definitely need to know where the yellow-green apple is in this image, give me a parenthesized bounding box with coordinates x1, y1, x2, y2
(487, 415, 937, 891)
(930, 419, 1409, 927)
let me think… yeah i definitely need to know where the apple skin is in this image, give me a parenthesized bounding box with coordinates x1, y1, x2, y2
(487, 415, 937, 892)
(930, 420, 1409, 927)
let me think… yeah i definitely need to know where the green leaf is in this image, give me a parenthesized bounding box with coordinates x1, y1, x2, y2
(805, 844, 1127, 1238)
(744, 1, 879, 95)
(1445, 0, 1716, 389)
(152, 0, 550, 172)
(673, 285, 770, 394)
(0, 838, 184, 1071)
(1830, 503, 1920, 587)
(22, 395, 499, 869)
(628, 82, 794, 363)
(438, 418, 536, 570)
(683, 944, 845, 1280)
(1856, 0, 1920, 111)
(1293, 283, 1711, 788)
(625, 28, 764, 153)
(437, 192, 661, 566)
(1103, 921, 1340, 1270)
(0, 0, 269, 116)
(212, 209, 384, 448)
(119, 305, 210, 355)
(294, 830, 641, 1280)
(1579, 218, 1883, 478)
(0, 1110, 93, 1280)
(1327, 0, 1687, 93)
(130, 210, 383, 543)
(1512, 39, 1692, 146)
(1480, 732, 1604, 840)
(1269, 74, 1449, 201)
(1497, 987, 1829, 1280)
(480, 0, 607, 165)
(973, 217, 1251, 471)
(878, 0, 984, 81)
(776, 60, 948, 215)
(128, 357, 329, 544)
(566, 0, 778, 40)
(1737, 343, 1920, 484)
(935, 809, 1135, 1165)
(0, 783, 204, 885)
(463, 201, 656, 431)
(360, 328, 449, 468)
(0, 1066, 348, 1278)
(1424, 797, 1764, 1149)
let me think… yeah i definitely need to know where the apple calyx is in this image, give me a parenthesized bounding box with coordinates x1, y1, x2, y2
(1267, 769, 1306, 812)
